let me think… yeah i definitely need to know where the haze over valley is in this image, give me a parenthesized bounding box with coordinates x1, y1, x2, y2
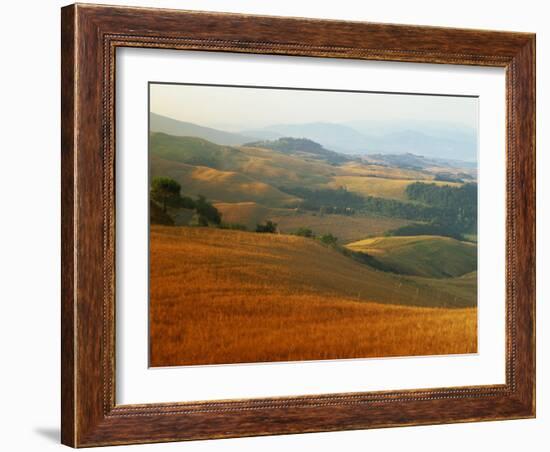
(151, 112, 477, 162)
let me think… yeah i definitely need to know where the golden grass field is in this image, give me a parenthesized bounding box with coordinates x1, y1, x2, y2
(150, 226, 477, 366)
(212, 201, 411, 242)
(151, 154, 299, 206)
(328, 175, 462, 201)
(270, 211, 411, 243)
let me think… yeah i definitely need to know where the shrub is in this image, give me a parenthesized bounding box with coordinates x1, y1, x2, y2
(318, 233, 338, 246)
(256, 221, 277, 233)
(293, 227, 314, 238)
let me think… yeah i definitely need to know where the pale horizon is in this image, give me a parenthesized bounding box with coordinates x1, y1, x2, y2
(150, 82, 478, 133)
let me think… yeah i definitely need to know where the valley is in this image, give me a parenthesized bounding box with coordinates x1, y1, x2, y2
(148, 113, 478, 366)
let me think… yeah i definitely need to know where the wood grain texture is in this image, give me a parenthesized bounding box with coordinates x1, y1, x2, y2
(60, 3, 536, 447)
(60, 5, 76, 446)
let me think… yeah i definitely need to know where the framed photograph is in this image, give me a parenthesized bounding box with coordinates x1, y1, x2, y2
(61, 4, 535, 447)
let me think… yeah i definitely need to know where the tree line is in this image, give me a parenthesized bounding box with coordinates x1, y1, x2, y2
(283, 182, 477, 240)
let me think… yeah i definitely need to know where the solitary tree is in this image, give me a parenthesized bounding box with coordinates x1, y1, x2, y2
(150, 177, 181, 212)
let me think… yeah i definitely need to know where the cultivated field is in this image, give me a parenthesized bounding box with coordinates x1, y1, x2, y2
(270, 211, 410, 243)
(212, 201, 411, 243)
(346, 235, 477, 278)
(149, 226, 477, 366)
(328, 175, 461, 201)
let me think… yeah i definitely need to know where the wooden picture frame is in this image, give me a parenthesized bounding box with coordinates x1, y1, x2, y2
(61, 3, 535, 447)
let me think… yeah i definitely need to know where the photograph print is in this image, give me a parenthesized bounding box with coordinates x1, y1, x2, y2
(148, 83, 478, 367)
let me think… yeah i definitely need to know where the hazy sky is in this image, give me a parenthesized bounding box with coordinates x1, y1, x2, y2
(150, 83, 478, 132)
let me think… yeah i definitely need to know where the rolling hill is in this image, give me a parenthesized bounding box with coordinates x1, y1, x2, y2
(147, 117, 479, 366)
(149, 133, 445, 195)
(149, 132, 476, 243)
(150, 132, 249, 169)
(244, 137, 350, 164)
(270, 211, 411, 244)
(253, 122, 370, 154)
(151, 154, 299, 206)
(150, 133, 344, 189)
(346, 235, 477, 278)
(329, 175, 461, 201)
(150, 113, 255, 145)
(154, 227, 476, 308)
(150, 226, 477, 366)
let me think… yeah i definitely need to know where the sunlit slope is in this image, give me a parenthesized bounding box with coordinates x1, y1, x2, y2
(151, 227, 475, 308)
(149, 133, 444, 197)
(150, 133, 339, 187)
(151, 155, 299, 206)
(346, 235, 477, 278)
(149, 226, 477, 366)
(338, 161, 433, 180)
(329, 175, 461, 201)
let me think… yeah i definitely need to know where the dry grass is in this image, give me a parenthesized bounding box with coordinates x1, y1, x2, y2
(150, 226, 477, 366)
(338, 161, 430, 180)
(212, 202, 411, 242)
(213, 201, 271, 229)
(270, 211, 410, 243)
(151, 155, 299, 206)
(328, 175, 462, 201)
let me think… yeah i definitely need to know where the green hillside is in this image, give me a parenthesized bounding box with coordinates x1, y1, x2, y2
(149, 133, 477, 242)
(407, 271, 477, 307)
(150, 132, 248, 169)
(346, 235, 477, 278)
(244, 137, 349, 164)
(150, 133, 341, 188)
(150, 113, 254, 145)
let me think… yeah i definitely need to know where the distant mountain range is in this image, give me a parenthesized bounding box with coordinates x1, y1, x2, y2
(150, 113, 477, 162)
(244, 121, 477, 161)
